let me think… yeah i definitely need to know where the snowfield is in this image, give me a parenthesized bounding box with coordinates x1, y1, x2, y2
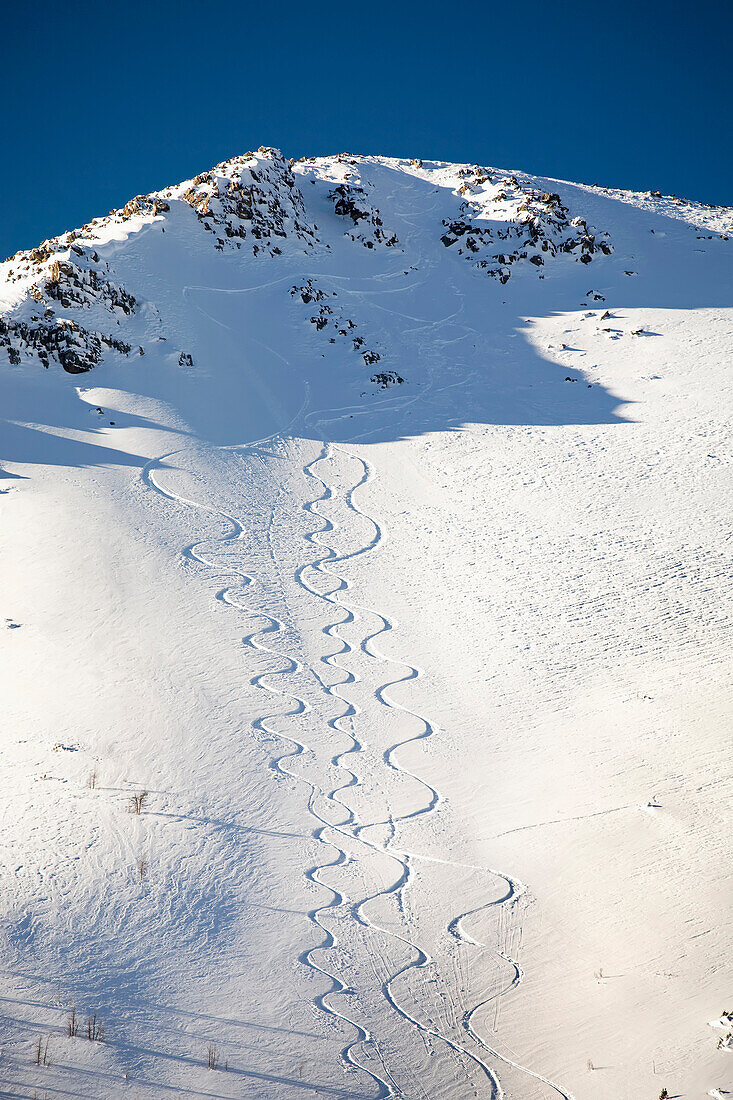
(0, 150, 731, 1099)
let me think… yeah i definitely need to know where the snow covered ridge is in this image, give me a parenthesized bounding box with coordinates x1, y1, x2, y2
(0, 147, 619, 380)
(582, 180, 733, 235)
(1, 147, 729, 382)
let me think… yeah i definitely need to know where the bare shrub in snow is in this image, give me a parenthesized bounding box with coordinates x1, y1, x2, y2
(129, 790, 148, 814)
(66, 1006, 79, 1037)
(86, 1013, 105, 1041)
(207, 1042, 220, 1069)
(34, 1035, 51, 1066)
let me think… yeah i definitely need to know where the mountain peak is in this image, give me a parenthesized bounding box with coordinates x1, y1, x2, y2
(0, 151, 628, 382)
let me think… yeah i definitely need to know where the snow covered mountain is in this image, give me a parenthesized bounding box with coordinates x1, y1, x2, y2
(1, 148, 731, 1100)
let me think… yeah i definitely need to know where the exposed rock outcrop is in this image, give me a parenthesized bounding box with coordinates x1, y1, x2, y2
(440, 168, 613, 282)
(177, 147, 317, 255)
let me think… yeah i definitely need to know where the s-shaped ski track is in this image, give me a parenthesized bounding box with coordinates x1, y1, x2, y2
(141, 444, 395, 1099)
(297, 436, 575, 1099)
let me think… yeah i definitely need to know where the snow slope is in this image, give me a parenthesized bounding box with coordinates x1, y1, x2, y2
(0, 149, 731, 1099)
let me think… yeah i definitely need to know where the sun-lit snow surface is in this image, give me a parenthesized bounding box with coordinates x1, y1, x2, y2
(0, 150, 731, 1099)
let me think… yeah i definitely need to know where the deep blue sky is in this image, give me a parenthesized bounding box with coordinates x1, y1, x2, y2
(2, 0, 730, 258)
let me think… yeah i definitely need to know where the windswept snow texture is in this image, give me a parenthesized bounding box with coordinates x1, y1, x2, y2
(0, 149, 732, 1100)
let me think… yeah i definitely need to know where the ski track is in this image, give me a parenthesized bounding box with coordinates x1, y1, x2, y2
(294, 441, 507, 1099)
(296, 438, 575, 1099)
(448, 897, 575, 1100)
(137, 248, 575, 1096)
(139, 444, 571, 1098)
(140, 446, 394, 1100)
